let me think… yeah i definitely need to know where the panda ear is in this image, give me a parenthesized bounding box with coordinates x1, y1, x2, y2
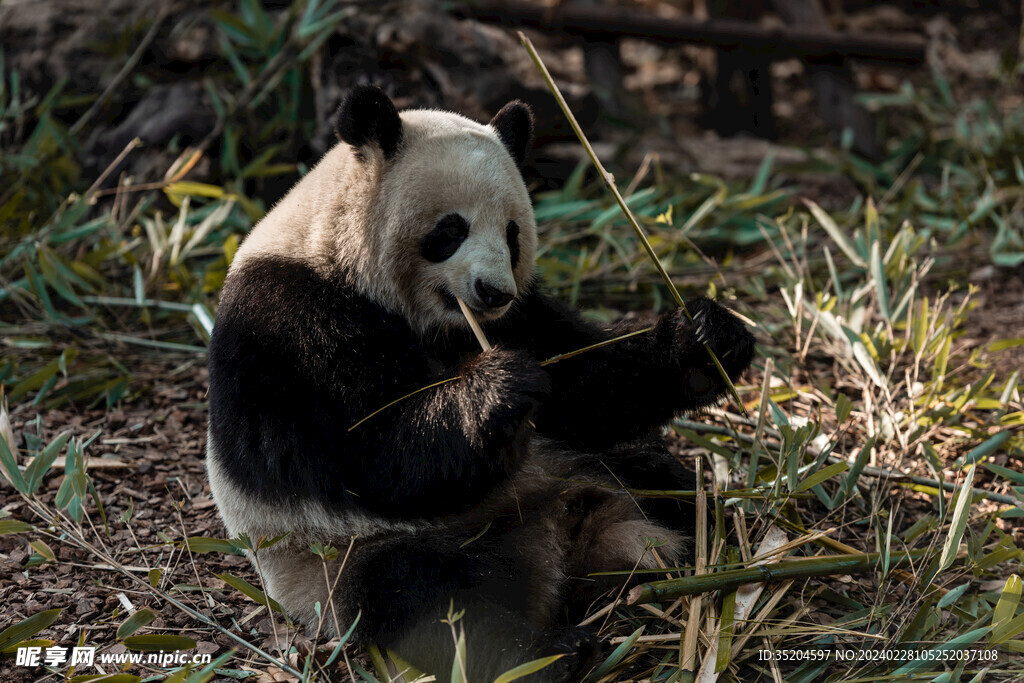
(489, 100, 533, 167)
(334, 85, 403, 161)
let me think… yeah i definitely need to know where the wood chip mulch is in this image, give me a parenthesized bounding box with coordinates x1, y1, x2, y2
(0, 356, 341, 682)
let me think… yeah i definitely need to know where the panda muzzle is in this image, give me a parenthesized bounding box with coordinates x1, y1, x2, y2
(475, 280, 515, 309)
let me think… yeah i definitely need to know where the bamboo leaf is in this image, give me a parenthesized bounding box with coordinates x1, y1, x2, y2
(586, 626, 643, 681)
(0, 520, 34, 535)
(912, 297, 929, 356)
(0, 427, 28, 493)
(748, 151, 775, 195)
(323, 612, 361, 668)
(450, 627, 467, 683)
(116, 608, 156, 640)
(216, 572, 286, 613)
(835, 437, 876, 504)
(0, 609, 62, 651)
(29, 540, 55, 562)
(851, 339, 886, 389)
(164, 181, 229, 201)
(67, 673, 143, 682)
(493, 655, 565, 683)
(835, 393, 853, 425)
(767, 399, 790, 428)
(122, 634, 197, 652)
(805, 199, 866, 267)
(891, 627, 989, 676)
(939, 465, 976, 574)
(0, 638, 55, 656)
(988, 337, 1024, 352)
(991, 611, 1024, 645)
(954, 430, 1011, 468)
(714, 588, 737, 673)
(185, 537, 243, 555)
(24, 431, 71, 494)
(985, 463, 1024, 485)
(869, 240, 890, 321)
(992, 575, 1022, 631)
(933, 335, 951, 384)
(937, 582, 970, 608)
(679, 191, 721, 235)
(794, 461, 849, 494)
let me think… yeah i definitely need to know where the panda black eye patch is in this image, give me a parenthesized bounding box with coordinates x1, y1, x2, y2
(506, 221, 520, 269)
(420, 213, 470, 262)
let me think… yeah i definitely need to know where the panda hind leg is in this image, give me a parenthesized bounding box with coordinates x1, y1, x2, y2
(387, 598, 600, 683)
(348, 533, 600, 683)
(599, 436, 701, 547)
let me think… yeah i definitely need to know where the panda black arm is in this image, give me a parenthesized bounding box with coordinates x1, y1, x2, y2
(491, 287, 755, 451)
(208, 257, 548, 520)
(346, 345, 548, 517)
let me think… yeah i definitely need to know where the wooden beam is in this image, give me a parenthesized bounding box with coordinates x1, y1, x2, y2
(453, 1, 925, 65)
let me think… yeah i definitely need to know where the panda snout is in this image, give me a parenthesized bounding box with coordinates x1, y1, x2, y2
(475, 279, 515, 309)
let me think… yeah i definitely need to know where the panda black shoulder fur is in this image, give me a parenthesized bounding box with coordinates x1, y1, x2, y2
(207, 85, 754, 682)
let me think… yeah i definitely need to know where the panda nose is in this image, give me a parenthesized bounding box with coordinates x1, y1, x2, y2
(475, 280, 515, 309)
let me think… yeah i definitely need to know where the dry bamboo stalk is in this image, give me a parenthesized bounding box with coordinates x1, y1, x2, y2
(728, 580, 794, 662)
(84, 137, 141, 203)
(518, 32, 747, 415)
(747, 358, 774, 489)
(694, 526, 789, 682)
(680, 457, 707, 680)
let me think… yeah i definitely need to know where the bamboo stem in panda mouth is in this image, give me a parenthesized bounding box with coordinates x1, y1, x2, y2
(456, 296, 493, 351)
(518, 32, 747, 416)
(457, 296, 540, 429)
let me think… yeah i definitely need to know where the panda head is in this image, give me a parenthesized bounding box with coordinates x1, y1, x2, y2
(333, 86, 538, 332)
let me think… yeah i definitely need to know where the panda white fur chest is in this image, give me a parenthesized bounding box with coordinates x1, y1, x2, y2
(206, 86, 754, 682)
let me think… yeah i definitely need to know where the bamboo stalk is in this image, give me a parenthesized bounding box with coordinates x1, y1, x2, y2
(456, 297, 492, 351)
(518, 32, 747, 415)
(627, 550, 929, 605)
(679, 457, 706, 681)
(538, 326, 651, 365)
(348, 376, 463, 431)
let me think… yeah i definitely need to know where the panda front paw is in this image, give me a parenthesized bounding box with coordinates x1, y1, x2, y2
(661, 298, 755, 381)
(461, 346, 550, 425)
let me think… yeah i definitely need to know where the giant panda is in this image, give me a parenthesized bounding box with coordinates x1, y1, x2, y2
(206, 85, 754, 682)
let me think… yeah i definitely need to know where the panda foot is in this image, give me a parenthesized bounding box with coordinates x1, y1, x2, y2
(536, 626, 603, 682)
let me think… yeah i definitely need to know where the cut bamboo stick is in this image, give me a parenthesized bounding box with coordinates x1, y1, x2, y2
(456, 296, 492, 351)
